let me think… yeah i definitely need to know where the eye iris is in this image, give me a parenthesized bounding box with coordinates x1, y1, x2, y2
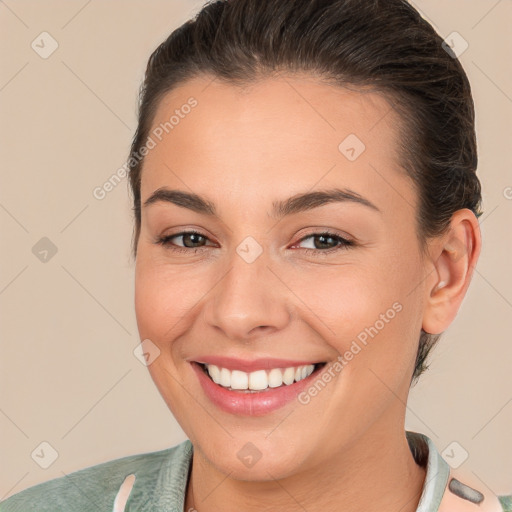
(314, 234, 338, 249)
(183, 233, 205, 248)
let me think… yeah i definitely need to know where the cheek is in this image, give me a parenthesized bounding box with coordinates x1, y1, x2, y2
(134, 268, 168, 340)
(134, 255, 224, 400)
(133, 260, 202, 424)
(290, 261, 398, 335)
(294, 249, 423, 377)
(134, 259, 204, 339)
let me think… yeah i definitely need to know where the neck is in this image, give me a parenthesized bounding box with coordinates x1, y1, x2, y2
(184, 424, 426, 512)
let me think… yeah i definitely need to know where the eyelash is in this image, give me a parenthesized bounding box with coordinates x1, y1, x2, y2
(155, 229, 355, 256)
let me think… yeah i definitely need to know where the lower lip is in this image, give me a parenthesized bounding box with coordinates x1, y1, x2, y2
(191, 362, 326, 416)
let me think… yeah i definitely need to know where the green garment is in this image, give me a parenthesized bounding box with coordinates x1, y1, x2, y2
(1, 432, 510, 511)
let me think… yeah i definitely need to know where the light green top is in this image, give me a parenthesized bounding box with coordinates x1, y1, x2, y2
(1, 431, 510, 511)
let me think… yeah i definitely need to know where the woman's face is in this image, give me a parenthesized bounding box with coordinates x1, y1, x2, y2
(135, 74, 430, 478)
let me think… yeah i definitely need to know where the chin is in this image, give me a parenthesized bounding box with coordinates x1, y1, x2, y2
(195, 434, 310, 481)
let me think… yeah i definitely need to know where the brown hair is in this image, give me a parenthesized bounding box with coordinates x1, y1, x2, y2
(127, 0, 482, 383)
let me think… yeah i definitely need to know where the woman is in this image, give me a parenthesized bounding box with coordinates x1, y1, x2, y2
(2, 0, 510, 511)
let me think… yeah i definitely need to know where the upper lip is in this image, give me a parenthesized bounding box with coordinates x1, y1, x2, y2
(190, 356, 324, 372)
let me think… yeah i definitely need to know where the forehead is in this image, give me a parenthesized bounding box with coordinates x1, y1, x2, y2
(140, 74, 413, 213)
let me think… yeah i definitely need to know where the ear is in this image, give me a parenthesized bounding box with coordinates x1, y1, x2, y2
(422, 209, 482, 335)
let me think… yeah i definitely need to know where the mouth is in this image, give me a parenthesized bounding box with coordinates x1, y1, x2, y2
(194, 361, 328, 393)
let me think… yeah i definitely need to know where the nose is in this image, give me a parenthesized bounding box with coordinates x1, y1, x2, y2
(202, 251, 291, 342)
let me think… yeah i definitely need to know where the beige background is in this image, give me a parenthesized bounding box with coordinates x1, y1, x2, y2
(0, 0, 511, 500)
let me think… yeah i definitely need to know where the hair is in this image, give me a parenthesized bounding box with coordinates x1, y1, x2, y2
(127, 0, 482, 384)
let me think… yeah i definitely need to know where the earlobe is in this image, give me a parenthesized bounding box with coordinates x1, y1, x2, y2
(422, 209, 481, 334)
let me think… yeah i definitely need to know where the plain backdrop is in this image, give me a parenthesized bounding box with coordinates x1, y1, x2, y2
(1, 0, 511, 500)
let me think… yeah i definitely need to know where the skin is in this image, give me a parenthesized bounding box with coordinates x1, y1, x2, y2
(134, 74, 481, 512)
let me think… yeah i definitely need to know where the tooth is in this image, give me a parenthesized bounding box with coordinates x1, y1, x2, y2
(249, 370, 268, 390)
(301, 365, 314, 379)
(205, 363, 318, 390)
(282, 367, 295, 385)
(207, 364, 221, 384)
(220, 367, 231, 387)
(230, 370, 249, 390)
(268, 368, 283, 388)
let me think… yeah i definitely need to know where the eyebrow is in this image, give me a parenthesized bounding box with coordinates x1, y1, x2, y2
(142, 187, 381, 218)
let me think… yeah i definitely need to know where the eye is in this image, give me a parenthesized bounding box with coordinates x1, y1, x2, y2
(292, 231, 355, 255)
(154, 229, 355, 256)
(155, 230, 214, 254)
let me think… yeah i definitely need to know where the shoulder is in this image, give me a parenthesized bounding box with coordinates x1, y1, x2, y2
(438, 471, 512, 512)
(407, 431, 511, 512)
(499, 495, 512, 512)
(0, 439, 192, 512)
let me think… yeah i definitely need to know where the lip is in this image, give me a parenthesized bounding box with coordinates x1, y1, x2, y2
(191, 361, 328, 416)
(190, 355, 322, 372)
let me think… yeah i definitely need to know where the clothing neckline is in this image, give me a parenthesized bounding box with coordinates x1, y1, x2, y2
(407, 431, 451, 511)
(131, 430, 450, 512)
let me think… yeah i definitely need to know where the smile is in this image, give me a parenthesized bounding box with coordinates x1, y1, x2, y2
(190, 360, 329, 416)
(199, 362, 324, 392)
